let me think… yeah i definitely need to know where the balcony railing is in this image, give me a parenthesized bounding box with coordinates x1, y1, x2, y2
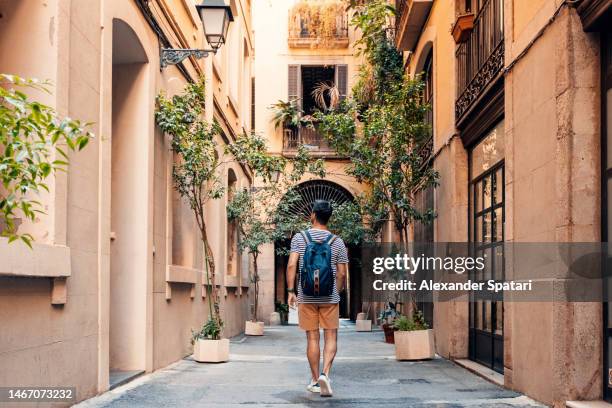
(455, 0, 504, 122)
(283, 126, 337, 156)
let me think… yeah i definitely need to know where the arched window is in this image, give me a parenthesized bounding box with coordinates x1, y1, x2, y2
(226, 169, 239, 277)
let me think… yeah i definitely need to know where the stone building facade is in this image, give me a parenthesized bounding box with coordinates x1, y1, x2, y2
(0, 0, 254, 403)
(252, 0, 367, 322)
(396, 0, 611, 405)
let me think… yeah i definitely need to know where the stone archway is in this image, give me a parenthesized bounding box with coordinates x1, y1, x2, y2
(274, 180, 362, 320)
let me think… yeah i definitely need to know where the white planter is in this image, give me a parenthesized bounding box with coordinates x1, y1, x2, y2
(355, 319, 372, 332)
(193, 338, 229, 363)
(288, 308, 298, 324)
(394, 329, 435, 360)
(356, 312, 367, 320)
(245, 320, 264, 336)
(269, 312, 281, 326)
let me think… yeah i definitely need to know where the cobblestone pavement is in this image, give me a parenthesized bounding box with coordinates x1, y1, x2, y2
(76, 321, 544, 407)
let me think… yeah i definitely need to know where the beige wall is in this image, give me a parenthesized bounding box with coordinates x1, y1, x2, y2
(404, 0, 604, 405)
(0, 0, 254, 404)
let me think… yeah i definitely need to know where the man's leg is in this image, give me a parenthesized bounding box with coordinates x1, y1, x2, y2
(306, 330, 320, 381)
(322, 328, 337, 377)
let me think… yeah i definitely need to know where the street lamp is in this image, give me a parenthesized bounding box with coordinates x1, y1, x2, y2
(160, 0, 234, 69)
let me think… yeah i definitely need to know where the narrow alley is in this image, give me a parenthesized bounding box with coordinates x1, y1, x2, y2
(76, 322, 542, 408)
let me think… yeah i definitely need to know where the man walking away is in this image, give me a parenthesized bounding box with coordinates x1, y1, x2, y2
(286, 200, 348, 398)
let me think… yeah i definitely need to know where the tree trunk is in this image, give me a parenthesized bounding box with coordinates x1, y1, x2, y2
(252, 253, 259, 322)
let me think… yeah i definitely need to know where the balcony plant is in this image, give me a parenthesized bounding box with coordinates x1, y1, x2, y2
(0, 74, 92, 247)
(156, 79, 227, 362)
(452, 13, 474, 43)
(393, 310, 434, 360)
(289, 0, 348, 49)
(270, 99, 303, 130)
(226, 133, 325, 336)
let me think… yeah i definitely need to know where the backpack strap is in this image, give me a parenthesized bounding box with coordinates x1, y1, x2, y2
(301, 230, 311, 244)
(325, 234, 337, 245)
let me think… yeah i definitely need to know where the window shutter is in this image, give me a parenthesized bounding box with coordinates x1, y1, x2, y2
(288, 65, 300, 107)
(335, 65, 348, 102)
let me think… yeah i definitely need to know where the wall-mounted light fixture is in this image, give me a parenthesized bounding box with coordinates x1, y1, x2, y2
(160, 0, 234, 69)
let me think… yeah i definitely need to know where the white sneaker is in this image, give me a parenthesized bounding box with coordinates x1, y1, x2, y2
(307, 380, 320, 393)
(318, 373, 332, 397)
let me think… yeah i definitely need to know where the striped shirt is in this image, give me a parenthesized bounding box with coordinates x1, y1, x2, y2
(290, 228, 349, 304)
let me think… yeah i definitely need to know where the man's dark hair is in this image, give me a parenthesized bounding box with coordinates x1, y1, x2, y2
(312, 200, 333, 225)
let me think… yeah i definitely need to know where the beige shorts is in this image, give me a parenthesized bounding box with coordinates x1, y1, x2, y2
(298, 303, 339, 331)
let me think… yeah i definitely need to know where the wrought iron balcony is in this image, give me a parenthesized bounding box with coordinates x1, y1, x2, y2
(455, 0, 504, 122)
(282, 125, 339, 157)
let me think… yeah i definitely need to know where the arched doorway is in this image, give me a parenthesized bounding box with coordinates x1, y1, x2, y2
(274, 180, 362, 320)
(109, 18, 150, 388)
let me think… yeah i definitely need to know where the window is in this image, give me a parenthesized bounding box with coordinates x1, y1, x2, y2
(287, 64, 348, 113)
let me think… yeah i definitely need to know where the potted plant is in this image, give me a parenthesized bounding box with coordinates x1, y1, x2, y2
(393, 311, 434, 361)
(378, 302, 399, 344)
(191, 319, 229, 363)
(276, 302, 290, 325)
(270, 99, 303, 131)
(156, 80, 227, 361)
(355, 304, 372, 332)
(452, 13, 474, 43)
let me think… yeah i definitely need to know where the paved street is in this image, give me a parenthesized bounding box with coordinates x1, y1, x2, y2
(77, 322, 543, 407)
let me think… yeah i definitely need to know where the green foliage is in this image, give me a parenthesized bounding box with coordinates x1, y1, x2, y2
(269, 99, 303, 129)
(191, 318, 223, 342)
(275, 302, 289, 314)
(156, 80, 224, 209)
(394, 311, 429, 332)
(0, 74, 93, 247)
(226, 132, 325, 321)
(316, 0, 439, 243)
(155, 79, 224, 331)
(328, 201, 368, 246)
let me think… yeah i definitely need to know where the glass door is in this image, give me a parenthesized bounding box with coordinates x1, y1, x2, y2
(468, 120, 505, 373)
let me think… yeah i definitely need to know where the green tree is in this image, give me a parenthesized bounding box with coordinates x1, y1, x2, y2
(155, 79, 225, 336)
(226, 132, 325, 322)
(315, 0, 438, 243)
(0, 74, 92, 247)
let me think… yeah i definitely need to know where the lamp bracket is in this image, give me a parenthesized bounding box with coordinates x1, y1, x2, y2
(160, 48, 216, 69)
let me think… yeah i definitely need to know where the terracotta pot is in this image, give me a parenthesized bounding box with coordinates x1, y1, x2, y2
(452, 13, 474, 43)
(382, 323, 395, 344)
(193, 338, 229, 363)
(394, 329, 435, 360)
(245, 320, 264, 336)
(355, 319, 372, 332)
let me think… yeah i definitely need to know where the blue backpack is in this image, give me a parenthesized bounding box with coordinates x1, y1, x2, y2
(300, 231, 337, 297)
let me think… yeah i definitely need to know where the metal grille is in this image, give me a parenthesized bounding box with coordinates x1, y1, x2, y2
(286, 180, 354, 219)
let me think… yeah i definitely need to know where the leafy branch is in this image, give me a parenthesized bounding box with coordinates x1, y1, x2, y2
(0, 74, 93, 247)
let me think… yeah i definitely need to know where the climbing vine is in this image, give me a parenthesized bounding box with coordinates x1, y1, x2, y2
(315, 0, 438, 243)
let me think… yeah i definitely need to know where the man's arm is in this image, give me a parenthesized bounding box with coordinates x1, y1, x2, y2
(336, 262, 348, 292)
(286, 252, 299, 308)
